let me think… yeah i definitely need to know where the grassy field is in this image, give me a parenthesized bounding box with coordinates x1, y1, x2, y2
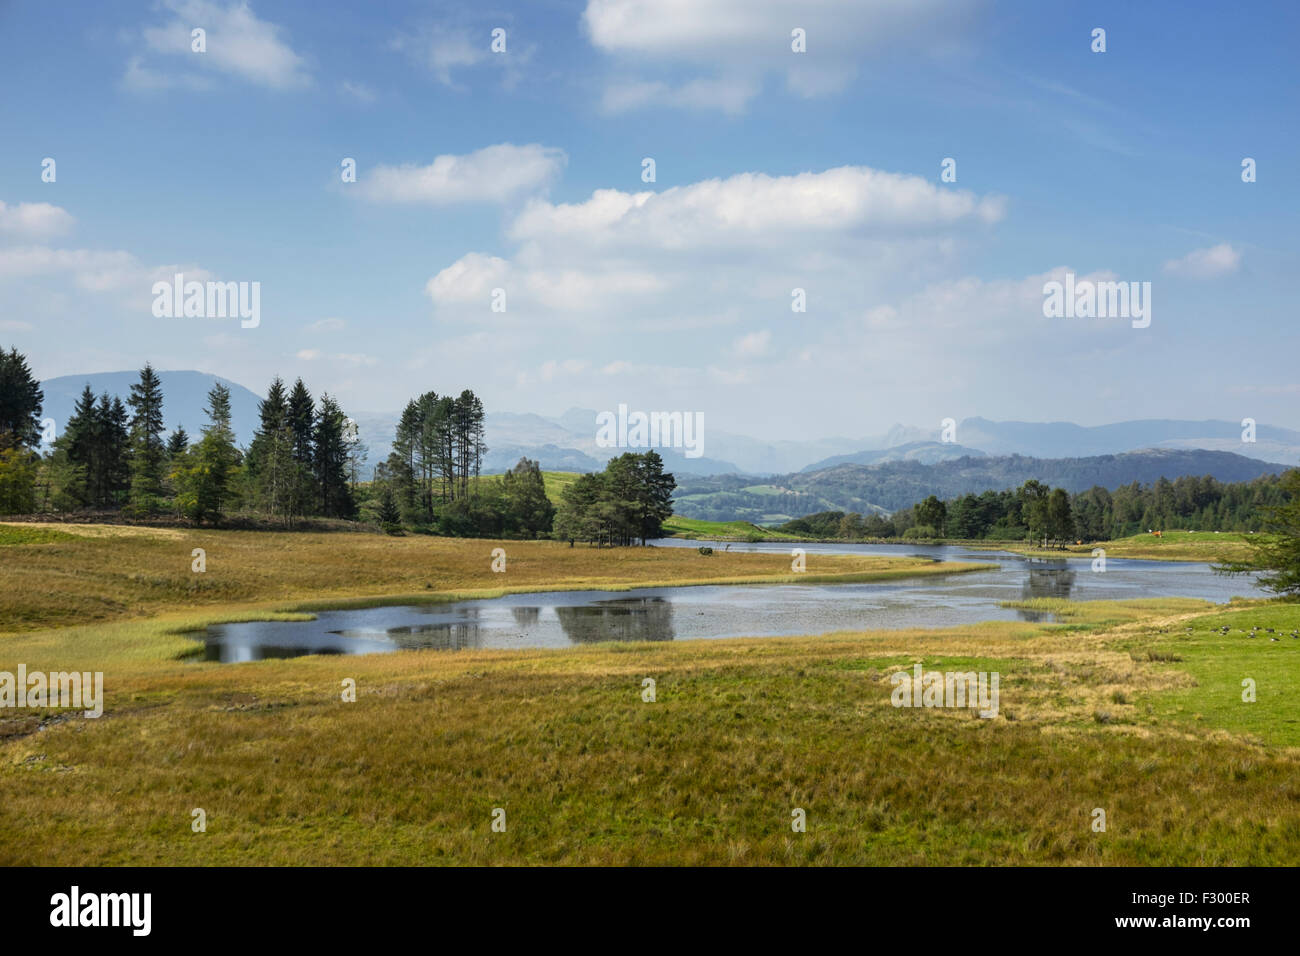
(0, 521, 980, 635)
(660, 516, 800, 540)
(1, 523, 1297, 865)
(982, 531, 1255, 563)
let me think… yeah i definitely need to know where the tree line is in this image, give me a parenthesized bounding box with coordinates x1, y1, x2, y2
(0, 349, 360, 524)
(779, 471, 1294, 545)
(0, 346, 559, 538)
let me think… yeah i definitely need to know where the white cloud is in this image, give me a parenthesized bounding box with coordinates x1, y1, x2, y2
(583, 0, 970, 112)
(508, 165, 1004, 250)
(600, 76, 759, 114)
(127, 0, 311, 91)
(297, 348, 322, 360)
(0, 201, 75, 240)
(305, 317, 346, 332)
(339, 80, 376, 103)
(391, 22, 533, 89)
(1162, 243, 1240, 279)
(732, 330, 770, 357)
(0, 245, 212, 312)
(360, 144, 566, 205)
(422, 163, 1003, 341)
(425, 253, 510, 305)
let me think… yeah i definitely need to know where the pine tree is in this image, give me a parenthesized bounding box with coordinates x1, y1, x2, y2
(175, 383, 241, 524)
(286, 378, 317, 515)
(246, 378, 298, 522)
(127, 363, 166, 509)
(0, 346, 44, 450)
(98, 394, 131, 508)
(313, 393, 356, 519)
(58, 385, 98, 506)
(166, 426, 189, 459)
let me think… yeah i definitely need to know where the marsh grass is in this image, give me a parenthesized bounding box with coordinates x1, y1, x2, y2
(0, 522, 984, 634)
(1, 526, 1297, 865)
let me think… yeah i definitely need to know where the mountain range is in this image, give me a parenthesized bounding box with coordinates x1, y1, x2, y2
(38, 371, 1300, 492)
(674, 449, 1293, 523)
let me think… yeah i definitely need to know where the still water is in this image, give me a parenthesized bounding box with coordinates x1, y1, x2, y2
(190, 539, 1261, 662)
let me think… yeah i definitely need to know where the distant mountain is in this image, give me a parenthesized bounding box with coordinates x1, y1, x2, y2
(40, 370, 261, 446)
(954, 417, 1300, 465)
(673, 448, 1292, 523)
(800, 441, 985, 472)
(36, 373, 1299, 487)
(483, 443, 604, 473)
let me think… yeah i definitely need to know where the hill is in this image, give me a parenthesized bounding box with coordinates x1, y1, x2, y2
(673, 448, 1292, 523)
(40, 370, 262, 446)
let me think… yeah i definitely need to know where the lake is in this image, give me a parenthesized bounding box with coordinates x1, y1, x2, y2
(188, 539, 1262, 662)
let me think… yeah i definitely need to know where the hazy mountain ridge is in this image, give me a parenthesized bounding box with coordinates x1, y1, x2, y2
(673, 448, 1292, 523)
(39, 373, 1300, 486)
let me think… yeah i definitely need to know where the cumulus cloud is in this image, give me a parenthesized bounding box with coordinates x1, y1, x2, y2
(126, 0, 311, 91)
(359, 144, 567, 205)
(1162, 243, 1240, 279)
(424, 163, 1004, 340)
(508, 166, 1003, 252)
(0, 201, 75, 240)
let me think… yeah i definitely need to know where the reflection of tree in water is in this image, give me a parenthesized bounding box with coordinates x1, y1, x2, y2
(383, 617, 484, 651)
(555, 597, 676, 644)
(1016, 560, 1078, 621)
(510, 606, 540, 626)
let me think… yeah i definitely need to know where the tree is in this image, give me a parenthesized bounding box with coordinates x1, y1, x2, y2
(286, 378, 317, 512)
(126, 363, 166, 510)
(502, 457, 555, 538)
(313, 393, 356, 519)
(166, 426, 190, 459)
(554, 472, 605, 545)
(174, 382, 241, 524)
(246, 378, 299, 523)
(633, 450, 675, 544)
(1045, 487, 1075, 546)
(376, 484, 401, 532)
(1217, 468, 1300, 596)
(1019, 480, 1050, 542)
(914, 495, 947, 536)
(0, 444, 37, 514)
(0, 346, 43, 450)
(552, 452, 675, 546)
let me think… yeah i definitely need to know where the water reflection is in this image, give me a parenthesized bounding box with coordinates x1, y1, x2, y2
(189, 541, 1262, 662)
(556, 597, 675, 643)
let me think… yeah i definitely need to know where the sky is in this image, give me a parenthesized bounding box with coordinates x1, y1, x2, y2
(1, 0, 1297, 442)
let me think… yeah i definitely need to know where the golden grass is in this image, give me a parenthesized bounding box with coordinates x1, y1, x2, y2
(3, 598, 1299, 865)
(2, 525, 1297, 866)
(0, 522, 985, 635)
(982, 531, 1253, 563)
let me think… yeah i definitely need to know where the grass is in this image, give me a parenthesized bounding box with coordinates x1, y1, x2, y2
(474, 470, 582, 502)
(660, 516, 800, 540)
(2, 523, 1298, 866)
(1132, 602, 1300, 746)
(0, 520, 985, 636)
(984, 531, 1254, 563)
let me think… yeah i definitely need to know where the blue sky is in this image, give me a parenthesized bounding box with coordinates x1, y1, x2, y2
(1, 0, 1296, 441)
